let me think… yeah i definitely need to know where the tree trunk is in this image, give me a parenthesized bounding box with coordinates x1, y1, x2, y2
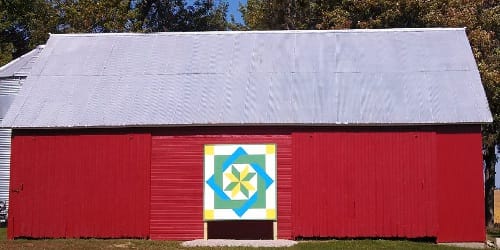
(485, 145, 496, 229)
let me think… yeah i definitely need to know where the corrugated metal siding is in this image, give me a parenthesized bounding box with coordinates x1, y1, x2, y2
(0, 123, 10, 210)
(0, 78, 23, 95)
(292, 129, 438, 238)
(150, 131, 292, 240)
(8, 132, 151, 239)
(0, 78, 23, 211)
(436, 125, 485, 242)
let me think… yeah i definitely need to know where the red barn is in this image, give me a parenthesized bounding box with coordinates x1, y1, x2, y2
(1, 28, 492, 244)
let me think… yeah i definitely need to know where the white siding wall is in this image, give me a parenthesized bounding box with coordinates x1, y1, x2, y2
(0, 77, 24, 210)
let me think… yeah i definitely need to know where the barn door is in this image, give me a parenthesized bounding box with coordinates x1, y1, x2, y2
(8, 133, 151, 239)
(292, 131, 437, 238)
(150, 132, 292, 240)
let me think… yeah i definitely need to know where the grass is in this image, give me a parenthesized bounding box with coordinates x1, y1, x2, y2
(0, 228, 483, 249)
(487, 225, 500, 243)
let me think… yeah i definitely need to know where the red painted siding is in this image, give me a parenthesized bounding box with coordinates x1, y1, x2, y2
(7, 126, 484, 242)
(8, 132, 151, 239)
(436, 126, 485, 242)
(292, 130, 438, 239)
(150, 132, 292, 240)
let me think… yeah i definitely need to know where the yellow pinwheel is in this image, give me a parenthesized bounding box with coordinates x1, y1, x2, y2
(224, 165, 256, 198)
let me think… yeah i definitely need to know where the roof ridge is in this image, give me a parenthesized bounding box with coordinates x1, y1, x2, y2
(49, 28, 466, 37)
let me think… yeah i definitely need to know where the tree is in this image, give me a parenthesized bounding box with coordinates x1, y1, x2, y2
(0, 0, 58, 65)
(56, 0, 135, 33)
(187, 0, 229, 31)
(241, 0, 500, 228)
(133, 0, 229, 32)
(0, 0, 231, 66)
(0, 0, 134, 65)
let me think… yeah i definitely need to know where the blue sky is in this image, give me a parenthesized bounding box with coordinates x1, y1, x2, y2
(186, 0, 247, 24)
(227, 0, 247, 24)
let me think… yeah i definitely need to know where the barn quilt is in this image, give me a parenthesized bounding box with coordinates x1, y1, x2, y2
(204, 144, 276, 220)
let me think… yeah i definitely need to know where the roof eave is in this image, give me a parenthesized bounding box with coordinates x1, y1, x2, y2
(3, 121, 492, 130)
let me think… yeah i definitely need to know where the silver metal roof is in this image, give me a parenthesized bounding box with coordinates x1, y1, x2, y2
(1, 28, 492, 128)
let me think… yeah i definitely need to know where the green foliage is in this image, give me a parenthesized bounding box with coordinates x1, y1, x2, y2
(135, 0, 229, 32)
(0, 0, 57, 65)
(0, 43, 13, 66)
(0, 0, 231, 66)
(56, 0, 135, 33)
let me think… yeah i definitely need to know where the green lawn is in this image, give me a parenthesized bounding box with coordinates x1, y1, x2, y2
(488, 226, 500, 241)
(0, 228, 482, 249)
